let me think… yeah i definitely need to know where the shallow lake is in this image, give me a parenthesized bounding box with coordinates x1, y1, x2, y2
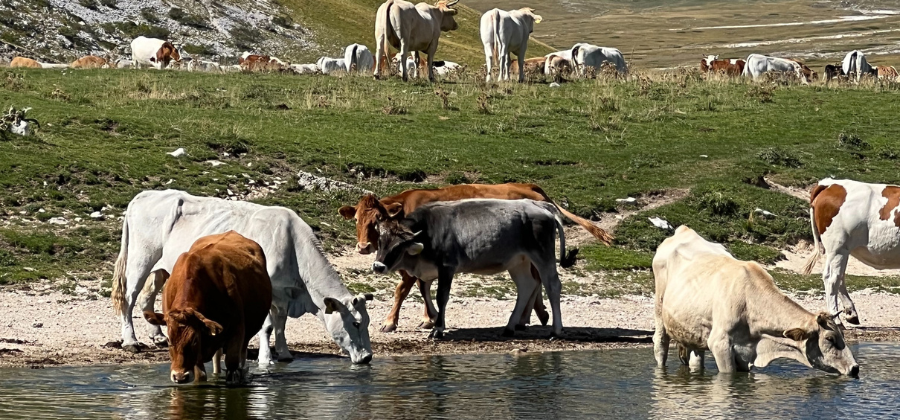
(0, 343, 897, 419)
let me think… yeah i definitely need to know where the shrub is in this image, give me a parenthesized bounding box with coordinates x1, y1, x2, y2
(169, 8, 210, 29)
(837, 132, 870, 150)
(757, 147, 802, 168)
(140, 8, 160, 24)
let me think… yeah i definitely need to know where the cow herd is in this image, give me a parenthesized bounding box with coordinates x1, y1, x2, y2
(704, 50, 899, 84)
(109, 173, 900, 385)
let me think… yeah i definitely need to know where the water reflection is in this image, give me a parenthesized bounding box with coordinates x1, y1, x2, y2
(0, 344, 897, 419)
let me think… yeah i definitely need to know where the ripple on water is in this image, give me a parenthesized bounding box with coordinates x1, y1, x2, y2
(0, 343, 897, 419)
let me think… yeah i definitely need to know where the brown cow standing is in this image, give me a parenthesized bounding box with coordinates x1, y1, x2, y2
(10, 57, 41, 68)
(339, 183, 613, 332)
(144, 231, 272, 385)
(700, 56, 745, 77)
(71, 55, 108, 69)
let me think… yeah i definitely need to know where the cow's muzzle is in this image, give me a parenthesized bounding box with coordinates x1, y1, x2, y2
(357, 242, 373, 254)
(372, 261, 387, 274)
(171, 370, 193, 384)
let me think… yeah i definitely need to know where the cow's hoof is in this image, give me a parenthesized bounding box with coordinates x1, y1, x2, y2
(515, 324, 528, 331)
(537, 312, 550, 326)
(845, 315, 861, 325)
(502, 328, 516, 337)
(417, 320, 435, 330)
(277, 355, 294, 363)
(122, 342, 148, 353)
(150, 335, 168, 347)
(380, 323, 398, 333)
(429, 330, 444, 339)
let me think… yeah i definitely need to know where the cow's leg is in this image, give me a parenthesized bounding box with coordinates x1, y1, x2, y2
(257, 313, 275, 366)
(653, 311, 670, 367)
(381, 271, 417, 333)
(374, 40, 384, 79)
(517, 51, 526, 83)
(419, 279, 437, 329)
(426, 48, 437, 82)
(225, 333, 248, 386)
(539, 265, 564, 337)
(483, 42, 494, 82)
(822, 250, 850, 325)
(517, 279, 539, 327)
(195, 361, 208, 383)
(838, 281, 860, 325)
(707, 329, 735, 373)
(120, 253, 157, 352)
(431, 267, 454, 339)
(399, 43, 409, 81)
(519, 265, 549, 327)
(138, 270, 169, 347)
(505, 264, 539, 336)
(272, 313, 293, 362)
(213, 348, 223, 375)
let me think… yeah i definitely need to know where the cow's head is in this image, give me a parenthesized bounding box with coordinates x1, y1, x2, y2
(519, 8, 542, 33)
(371, 218, 423, 275)
(155, 42, 180, 68)
(144, 308, 223, 384)
(435, 0, 460, 32)
(339, 195, 403, 254)
(322, 294, 374, 364)
(783, 312, 859, 377)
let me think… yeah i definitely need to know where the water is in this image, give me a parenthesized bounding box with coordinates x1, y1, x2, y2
(0, 343, 898, 419)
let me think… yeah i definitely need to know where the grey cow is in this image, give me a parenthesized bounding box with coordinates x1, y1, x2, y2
(371, 199, 573, 338)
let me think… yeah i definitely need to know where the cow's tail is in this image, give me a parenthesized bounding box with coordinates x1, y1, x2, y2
(850, 51, 859, 82)
(349, 44, 359, 73)
(802, 184, 826, 275)
(551, 210, 578, 269)
(379, 1, 394, 76)
(490, 9, 500, 69)
(532, 185, 614, 246)
(111, 215, 129, 315)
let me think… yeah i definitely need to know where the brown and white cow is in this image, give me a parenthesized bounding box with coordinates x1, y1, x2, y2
(700, 55, 745, 77)
(10, 57, 41, 68)
(803, 178, 900, 326)
(131, 36, 181, 69)
(144, 231, 272, 385)
(71, 55, 108, 69)
(339, 183, 613, 332)
(876, 65, 899, 80)
(654, 226, 859, 376)
(374, 0, 460, 82)
(509, 57, 547, 77)
(239, 52, 287, 72)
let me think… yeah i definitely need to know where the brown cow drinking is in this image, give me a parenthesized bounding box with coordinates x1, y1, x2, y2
(144, 231, 272, 385)
(339, 182, 612, 332)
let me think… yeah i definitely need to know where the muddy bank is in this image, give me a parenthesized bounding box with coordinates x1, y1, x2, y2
(1, 283, 898, 368)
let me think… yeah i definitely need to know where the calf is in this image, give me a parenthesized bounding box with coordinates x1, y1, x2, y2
(509, 57, 546, 77)
(371, 199, 570, 338)
(339, 183, 611, 332)
(571, 43, 627, 76)
(317, 57, 347, 74)
(10, 57, 41, 68)
(240, 54, 286, 72)
(700, 55, 745, 77)
(71, 56, 107, 69)
(876, 65, 899, 80)
(144, 231, 272, 385)
(824, 64, 842, 83)
(654, 226, 859, 376)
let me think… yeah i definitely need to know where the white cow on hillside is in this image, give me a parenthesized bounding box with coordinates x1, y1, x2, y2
(317, 57, 346, 74)
(841, 50, 874, 83)
(344, 43, 375, 74)
(374, 0, 460, 82)
(111, 190, 374, 365)
(480, 7, 542, 82)
(742, 53, 807, 83)
(571, 43, 627, 75)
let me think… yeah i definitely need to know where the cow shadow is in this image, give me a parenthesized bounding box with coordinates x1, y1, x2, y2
(438, 326, 653, 344)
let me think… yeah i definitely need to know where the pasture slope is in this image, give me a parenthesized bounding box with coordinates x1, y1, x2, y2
(2, 68, 900, 301)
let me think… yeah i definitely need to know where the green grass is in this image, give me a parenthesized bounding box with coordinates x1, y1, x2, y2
(2, 68, 900, 294)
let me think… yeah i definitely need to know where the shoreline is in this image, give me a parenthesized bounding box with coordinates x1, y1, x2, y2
(1, 283, 899, 368)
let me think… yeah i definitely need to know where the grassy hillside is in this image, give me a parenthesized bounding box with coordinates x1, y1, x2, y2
(2, 69, 900, 296)
(280, 0, 556, 63)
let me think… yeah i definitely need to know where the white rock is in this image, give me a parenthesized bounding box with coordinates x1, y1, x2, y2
(167, 148, 186, 157)
(165, 179, 174, 185)
(74, 217, 82, 222)
(700, 155, 708, 158)
(549, 82, 560, 88)
(89, 211, 103, 219)
(648, 217, 673, 230)
(616, 197, 637, 204)
(48, 217, 67, 225)
(38, 208, 46, 213)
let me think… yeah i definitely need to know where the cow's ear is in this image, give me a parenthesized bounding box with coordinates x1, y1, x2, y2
(144, 311, 166, 326)
(783, 328, 810, 342)
(149, 57, 157, 62)
(384, 203, 404, 218)
(338, 205, 357, 220)
(407, 242, 424, 255)
(189, 310, 223, 336)
(534, 15, 542, 23)
(323, 297, 342, 315)
(167, 309, 188, 325)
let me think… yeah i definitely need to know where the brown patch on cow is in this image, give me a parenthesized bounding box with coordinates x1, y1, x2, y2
(811, 184, 847, 235)
(878, 186, 900, 227)
(71, 55, 107, 69)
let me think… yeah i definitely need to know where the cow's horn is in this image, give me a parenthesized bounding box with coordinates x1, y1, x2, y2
(447, 0, 459, 6)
